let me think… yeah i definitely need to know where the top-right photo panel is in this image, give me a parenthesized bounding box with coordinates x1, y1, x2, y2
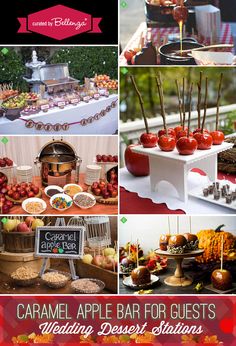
(120, 0, 235, 66)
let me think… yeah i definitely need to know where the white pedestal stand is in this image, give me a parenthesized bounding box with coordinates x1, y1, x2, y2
(132, 142, 233, 203)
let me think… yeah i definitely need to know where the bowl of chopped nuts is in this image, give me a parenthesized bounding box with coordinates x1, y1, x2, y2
(71, 278, 105, 294)
(11, 266, 38, 286)
(41, 270, 71, 289)
(73, 192, 96, 209)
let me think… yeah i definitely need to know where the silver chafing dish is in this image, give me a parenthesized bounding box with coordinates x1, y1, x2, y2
(34, 139, 82, 186)
(39, 63, 79, 94)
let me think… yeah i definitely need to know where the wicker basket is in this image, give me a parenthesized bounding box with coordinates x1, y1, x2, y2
(2, 231, 35, 253)
(218, 137, 236, 174)
(11, 276, 38, 287)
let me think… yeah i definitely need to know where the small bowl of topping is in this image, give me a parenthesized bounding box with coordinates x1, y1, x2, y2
(11, 266, 38, 286)
(41, 271, 71, 289)
(73, 192, 96, 209)
(44, 185, 64, 198)
(50, 193, 73, 211)
(71, 278, 105, 294)
(63, 184, 83, 198)
(22, 198, 47, 214)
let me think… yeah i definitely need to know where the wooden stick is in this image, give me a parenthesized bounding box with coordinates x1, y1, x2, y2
(187, 83, 193, 137)
(156, 73, 167, 132)
(177, 216, 179, 234)
(197, 71, 202, 129)
(182, 77, 186, 127)
(175, 79, 183, 126)
(201, 77, 208, 133)
(130, 75, 149, 133)
(216, 73, 223, 131)
(221, 234, 224, 271)
(189, 216, 192, 233)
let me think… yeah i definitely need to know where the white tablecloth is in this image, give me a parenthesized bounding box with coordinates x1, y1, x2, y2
(0, 95, 118, 135)
(120, 167, 236, 214)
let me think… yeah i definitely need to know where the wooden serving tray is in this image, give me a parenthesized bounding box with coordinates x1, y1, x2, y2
(6, 190, 42, 205)
(88, 187, 118, 205)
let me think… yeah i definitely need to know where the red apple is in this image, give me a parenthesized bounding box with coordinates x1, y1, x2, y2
(101, 155, 108, 162)
(124, 144, 149, 177)
(17, 222, 31, 233)
(176, 136, 198, 155)
(5, 200, 13, 208)
(158, 135, 176, 152)
(193, 128, 209, 135)
(25, 216, 35, 227)
(1, 204, 9, 214)
(158, 128, 176, 138)
(96, 155, 102, 162)
(93, 188, 101, 196)
(92, 255, 105, 267)
(176, 129, 193, 140)
(174, 125, 188, 135)
(124, 49, 136, 62)
(140, 133, 158, 148)
(107, 155, 114, 162)
(194, 132, 213, 150)
(27, 191, 35, 198)
(12, 192, 20, 200)
(111, 190, 118, 198)
(32, 186, 39, 195)
(210, 130, 225, 145)
(113, 155, 118, 162)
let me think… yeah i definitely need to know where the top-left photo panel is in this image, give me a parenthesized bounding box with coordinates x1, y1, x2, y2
(0, 0, 118, 45)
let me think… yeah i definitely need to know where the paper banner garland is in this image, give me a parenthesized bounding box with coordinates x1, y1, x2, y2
(21, 100, 118, 131)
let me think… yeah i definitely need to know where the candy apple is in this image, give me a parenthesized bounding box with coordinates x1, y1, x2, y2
(17, 222, 31, 233)
(82, 254, 93, 264)
(193, 128, 209, 135)
(211, 269, 232, 291)
(92, 255, 105, 267)
(124, 144, 150, 177)
(176, 129, 193, 140)
(158, 135, 176, 152)
(193, 132, 213, 150)
(210, 130, 225, 145)
(25, 216, 35, 227)
(104, 248, 116, 256)
(176, 136, 198, 155)
(158, 128, 176, 138)
(140, 133, 158, 148)
(32, 218, 44, 230)
(124, 49, 136, 62)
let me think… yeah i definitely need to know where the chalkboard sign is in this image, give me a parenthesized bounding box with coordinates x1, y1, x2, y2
(35, 226, 85, 259)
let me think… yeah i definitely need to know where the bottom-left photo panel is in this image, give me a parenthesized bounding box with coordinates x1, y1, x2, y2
(0, 215, 118, 294)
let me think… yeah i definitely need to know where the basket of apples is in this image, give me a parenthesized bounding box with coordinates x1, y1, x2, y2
(2, 216, 44, 253)
(5, 182, 41, 204)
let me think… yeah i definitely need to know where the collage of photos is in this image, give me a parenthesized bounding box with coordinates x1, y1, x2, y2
(0, 0, 235, 344)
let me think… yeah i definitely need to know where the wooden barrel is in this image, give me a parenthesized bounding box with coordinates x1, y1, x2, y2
(2, 232, 35, 253)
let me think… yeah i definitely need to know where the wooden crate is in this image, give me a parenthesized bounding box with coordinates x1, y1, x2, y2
(0, 252, 50, 275)
(76, 260, 117, 293)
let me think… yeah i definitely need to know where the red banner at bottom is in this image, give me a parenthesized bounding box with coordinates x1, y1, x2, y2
(0, 296, 235, 345)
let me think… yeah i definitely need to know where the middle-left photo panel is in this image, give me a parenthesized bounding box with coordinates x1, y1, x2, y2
(0, 136, 118, 215)
(0, 46, 118, 135)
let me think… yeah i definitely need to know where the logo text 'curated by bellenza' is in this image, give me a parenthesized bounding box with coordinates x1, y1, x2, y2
(17, 5, 102, 40)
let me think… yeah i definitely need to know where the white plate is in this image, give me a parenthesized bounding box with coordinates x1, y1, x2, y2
(123, 275, 160, 290)
(50, 193, 73, 211)
(189, 184, 236, 211)
(22, 197, 47, 214)
(73, 192, 96, 209)
(44, 185, 64, 197)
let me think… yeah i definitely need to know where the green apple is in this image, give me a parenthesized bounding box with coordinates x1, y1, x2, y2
(32, 218, 44, 230)
(104, 248, 116, 256)
(82, 254, 93, 264)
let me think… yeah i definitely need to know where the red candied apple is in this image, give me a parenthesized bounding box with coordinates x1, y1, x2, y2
(12, 192, 20, 200)
(210, 130, 225, 145)
(176, 129, 193, 140)
(0, 159, 6, 168)
(124, 49, 136, 62)
(93, 188, 101, 196)
(193, 128, 209, 135)
(101, 155, 108, 162)
(107, 155, 114, 162)
(174, 125, 187, 135)
(27, 191, 35, 198)
(113, 155, 118, 162)
(158, 128, 176, 138)
(194, 132, 213, 150)
(158, 135, 176, 152)
(140, 133, 158, 148)
(173, 5, 188, 24)
(176, 136, 198, 155)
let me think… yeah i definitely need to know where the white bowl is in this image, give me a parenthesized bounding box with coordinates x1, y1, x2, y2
(44, 185, 64, 197)
(22, 198, 47, 214)
(192, 51, 235, 66)
(50, 193, 73, 211)
(73, 192, 96, 209)
(63, 183, 83, 197)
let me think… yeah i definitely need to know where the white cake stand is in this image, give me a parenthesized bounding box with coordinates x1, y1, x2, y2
(132, 142, 233, 203)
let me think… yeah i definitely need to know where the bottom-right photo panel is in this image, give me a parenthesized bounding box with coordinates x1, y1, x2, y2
(119, 215, 236, 295)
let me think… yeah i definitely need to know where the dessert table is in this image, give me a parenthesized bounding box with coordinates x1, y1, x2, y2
(7, 174, 118, 216)
(131, 142, 233, 203)
(119, 22, 234, 65)
(0, 95, 118, 135)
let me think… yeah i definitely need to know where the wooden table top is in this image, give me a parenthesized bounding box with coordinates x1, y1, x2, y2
(8, 175, 118, 216)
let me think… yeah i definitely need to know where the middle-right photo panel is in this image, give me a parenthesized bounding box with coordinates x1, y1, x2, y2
(120, 67, 236, 214)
